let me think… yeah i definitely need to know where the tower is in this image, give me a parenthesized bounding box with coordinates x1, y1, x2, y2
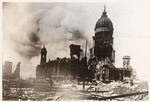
(40, 46, 47, 65)
(123, 56, 130, 69)
(92, 6, 115, 63)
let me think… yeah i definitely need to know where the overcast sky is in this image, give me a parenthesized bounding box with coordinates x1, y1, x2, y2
(2, 0, 150, 80)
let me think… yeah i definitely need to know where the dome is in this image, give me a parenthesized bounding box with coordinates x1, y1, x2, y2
(95, 9, 114, 33)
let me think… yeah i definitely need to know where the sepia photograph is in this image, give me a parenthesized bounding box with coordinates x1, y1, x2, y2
(1, 0, 150, 101)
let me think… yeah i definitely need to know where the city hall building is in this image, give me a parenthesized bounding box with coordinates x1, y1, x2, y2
(89, 7, 132, 82)
(36, 7, 133, 83)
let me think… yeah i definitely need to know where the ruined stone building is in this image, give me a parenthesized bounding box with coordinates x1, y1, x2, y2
(36, 46, 54, 78)
(91, 7, 115, 62)
(36, 46, 71, 79)
(88, 7, 132, 82)
(13, 62, 21, 79)
(69, 44, 83, 79)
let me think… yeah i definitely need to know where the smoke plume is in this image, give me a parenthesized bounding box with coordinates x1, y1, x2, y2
(3, 2, 95, 78)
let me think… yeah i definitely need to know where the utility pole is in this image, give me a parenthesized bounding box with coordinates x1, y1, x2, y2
(85, 40, 87, 57)
(83, 40, 87, 90)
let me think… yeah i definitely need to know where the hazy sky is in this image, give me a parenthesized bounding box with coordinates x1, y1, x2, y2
(2, 0, 150, 80)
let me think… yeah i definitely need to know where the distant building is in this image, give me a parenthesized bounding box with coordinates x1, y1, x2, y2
(123, 56, 133, 77)
(123, 56, 131, 69)
(3, 61, 12, 79)
(3, 61, 21, 79)
(13, 62, 21, 79)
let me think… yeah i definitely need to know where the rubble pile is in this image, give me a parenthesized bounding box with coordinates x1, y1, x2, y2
(110, 81, 149, 101)
(112, 81, 148, 94)
(134, 81, 149, 92)
(3, 78, 148, 101)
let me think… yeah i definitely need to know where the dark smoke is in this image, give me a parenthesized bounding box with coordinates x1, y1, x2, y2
(3, 2, 94, 78)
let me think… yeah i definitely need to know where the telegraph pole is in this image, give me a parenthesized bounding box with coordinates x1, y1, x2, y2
(83, 40, 87, 90)
(85, 40, 87, 57)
